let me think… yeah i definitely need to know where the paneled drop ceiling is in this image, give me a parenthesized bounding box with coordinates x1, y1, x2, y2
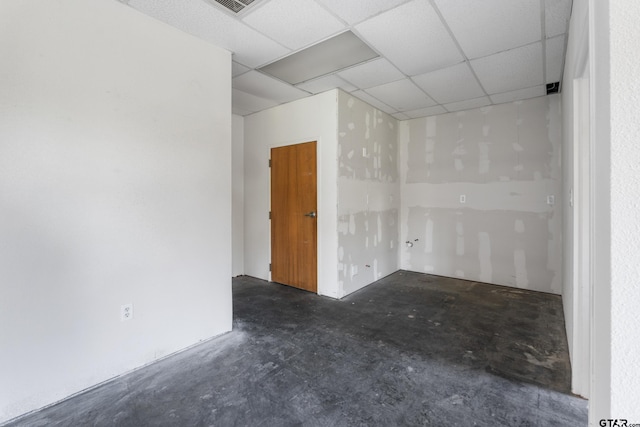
(121, 0, 573, 120)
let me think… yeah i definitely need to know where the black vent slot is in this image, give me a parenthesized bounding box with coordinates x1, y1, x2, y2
(210, 0, 258, 14)
(546, 82, 560, 94)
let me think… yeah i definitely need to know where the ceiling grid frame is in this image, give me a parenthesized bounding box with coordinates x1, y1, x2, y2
(124, 0, 574, 118)
(426, 0, 491, 102)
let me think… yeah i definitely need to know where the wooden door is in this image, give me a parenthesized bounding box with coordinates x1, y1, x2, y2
(270, 141, 317, 293)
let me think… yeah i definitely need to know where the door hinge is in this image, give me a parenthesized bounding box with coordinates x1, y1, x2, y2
(268, 159, 272, 167)
(269, 263, 272, 272)
(269, 211, 272, 220)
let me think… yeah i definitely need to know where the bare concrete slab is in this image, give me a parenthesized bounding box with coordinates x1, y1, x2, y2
(5, 271, 587, 426)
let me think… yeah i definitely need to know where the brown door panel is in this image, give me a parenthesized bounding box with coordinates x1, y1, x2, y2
(270, 141, 317, 292)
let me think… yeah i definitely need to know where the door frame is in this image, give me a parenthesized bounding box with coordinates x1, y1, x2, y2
(571, 75, 592, 398)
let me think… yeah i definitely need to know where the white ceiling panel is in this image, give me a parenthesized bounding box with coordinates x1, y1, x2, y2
(365, 79, 436, 112)
(350, 90, 396, 115)
(392, 112, 411, 121)
(233, 89, 279, 113)
(434, 0, 541, 59)
(545, 0, 573, 38)
(296, 75, 357, 94)
(404, 105, 448, 119)
(412, 62, 486, 104)
(337, 58, 405, 90)
(127, 0, 289, 68)
(243, 0, 344, 51)
(546, 35, 566, 83)
(315, 0, 408, 25)
(489, 85, 547, 104)
(233, 71, 310, 104)
(444, 96, 492, 113)
(232, 62, 250, 77)
(355, 0, 463, 76)
(471, 43, 544, 95)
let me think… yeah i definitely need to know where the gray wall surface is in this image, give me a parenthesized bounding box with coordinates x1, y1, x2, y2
(337, 92, 400, 296)
(399, 95, 563, 294)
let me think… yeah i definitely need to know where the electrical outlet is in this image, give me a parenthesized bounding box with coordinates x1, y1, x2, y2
(547, 195, 555, 206)
(459, 195, 466, 204)
(121, 303, 133, 321)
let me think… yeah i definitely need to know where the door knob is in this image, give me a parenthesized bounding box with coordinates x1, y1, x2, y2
(304, 211, 317, 218)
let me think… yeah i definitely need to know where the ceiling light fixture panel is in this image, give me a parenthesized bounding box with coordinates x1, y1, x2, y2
(259, 31, 379, 86)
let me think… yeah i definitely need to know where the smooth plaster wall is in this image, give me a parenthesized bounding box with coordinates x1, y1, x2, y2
(0, 0, 232, 422)
(399, 96, 563, 294)
(337, 91, 400, 297)
(243, 90, 339, 298)
(232, 114, 245, 277)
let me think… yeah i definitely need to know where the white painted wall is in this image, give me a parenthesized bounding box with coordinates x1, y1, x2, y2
(589, 0, 640, 422)
(232, 114, 245, 277)
(243, 91, 339, 297)
(589, 0, 612, 421)
(561, 0, 591, 398)
(608, 0, 640, 418)
(399, 96, 563, 294)
(0, 0, 232, 422)
(336, 91, 400, 297)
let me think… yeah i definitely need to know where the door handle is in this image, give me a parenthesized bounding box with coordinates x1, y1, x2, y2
(304, 211, 317, 218)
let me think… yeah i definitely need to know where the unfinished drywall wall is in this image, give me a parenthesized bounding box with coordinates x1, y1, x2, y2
(233, 114, 245, 277)
(0, 0, 232, 422)
(399, 95, 562, 294)
(243, 90, 339, 297)
(337, 91, 400, 297)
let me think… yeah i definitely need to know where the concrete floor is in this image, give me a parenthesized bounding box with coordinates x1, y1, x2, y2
(6, 271, 587, 426)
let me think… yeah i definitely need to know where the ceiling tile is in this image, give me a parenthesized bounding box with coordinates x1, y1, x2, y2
(243, 0, 344, 51)
(315, 0, 408, 25)
(444, 96, 492, 113)
(404, 105, 448, 119)
(233, 89, 279, 114)
(489, 85, 547, 104)
(233, 71, 309, 104)
(355, 0, 463, 76)
(127, 0, 290, 68)
(412, 62, 486, 104)
(337, 58, 405, 90)
(471, 43, 544, 95)
(232, 62, 250, 77)
(350, 90, 396, 115)
(296, 75, 357, 94)
(434, 0, 541, 59)
(545, 0, 573, 38)
(546, 35, 566, 83)
(365, 79, 436, 112)
(392, 112, 410, 121)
